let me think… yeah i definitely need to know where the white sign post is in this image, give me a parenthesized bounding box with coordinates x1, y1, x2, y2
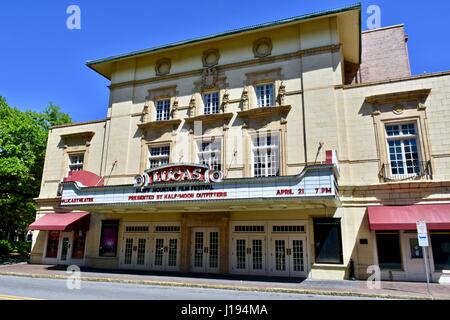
(416, 220, 431, 296)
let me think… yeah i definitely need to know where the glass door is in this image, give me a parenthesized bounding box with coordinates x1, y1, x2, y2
(232, 236, 266, 275)
(57, 232, 72, 265)
(121, 236, 149, 270)
(151, 235, 180, 271)
(271, 236, 307, 277)
(289, 237, 307, 277)
(249, 237, 266, 275)
(190, 228, 220, 273)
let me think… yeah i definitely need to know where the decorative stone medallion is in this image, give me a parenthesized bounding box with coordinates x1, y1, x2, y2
(155, 58, 171, 76)
(393, 105, 405, 115)
(202, 48, 220, 67)
(253, 38, 273, 58)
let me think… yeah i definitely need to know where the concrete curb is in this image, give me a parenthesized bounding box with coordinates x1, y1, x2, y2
(0, 271, 434, 300)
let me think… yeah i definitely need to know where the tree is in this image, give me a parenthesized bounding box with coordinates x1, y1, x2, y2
(0, 96, 72, 240)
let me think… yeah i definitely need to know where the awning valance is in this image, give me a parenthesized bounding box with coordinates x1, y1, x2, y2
(29, 212, 90, 231)
(368, 204, 450, 231)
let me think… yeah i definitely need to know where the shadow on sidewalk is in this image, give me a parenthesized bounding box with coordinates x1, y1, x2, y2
(45, 264, 307, 284)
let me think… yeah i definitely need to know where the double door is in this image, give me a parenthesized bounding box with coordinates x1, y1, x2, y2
(270, 236, 307, 277)
(231, 236, 266, 275)
(190, 228, 220, 273)
(151, 234, 180, 271)
(120, 235, 149, 270)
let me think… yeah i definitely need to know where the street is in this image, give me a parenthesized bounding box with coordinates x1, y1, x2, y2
(0, 275, 372, 300)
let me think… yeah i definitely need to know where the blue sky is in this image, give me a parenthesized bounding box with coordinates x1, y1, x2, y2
(0, 1, 449, 122)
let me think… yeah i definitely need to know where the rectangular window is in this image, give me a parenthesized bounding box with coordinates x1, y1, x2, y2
(45, 231, 60, 258)
(148, 145, 170, 169)
(197, 138, 221, 171)
(68, 154, 84, 172)
(431, 232, 450, 271)
(234, 225, 265, 233)
(99, 220, 119, 257)
(156, 99, 170, 121)
(252, 132, 280, 177)
(71, 230, 86, 259)
(386, 123, 421, 177)
(272, 225, 305, 233)
(203, 92, 220, 115)
(256, 83, 274, 107)
(376, 232, 402, 270)
(155, 226, 181, 233)
(313, 218, 343, 264)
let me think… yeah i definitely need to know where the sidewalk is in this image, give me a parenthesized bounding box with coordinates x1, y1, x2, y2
(1, 263, 449, 299)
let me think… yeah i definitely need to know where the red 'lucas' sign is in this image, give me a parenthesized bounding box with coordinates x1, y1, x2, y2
(134, 163, 223, 187)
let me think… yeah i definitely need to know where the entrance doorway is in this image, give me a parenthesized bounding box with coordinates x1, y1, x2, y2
(403, 233, 428, 281)
(190, 228, 220, 273)
(270, 235, 307, 277)
(120, 235, 149, 270)
(151, 234, 180, 271)
(43, 230, 87, 266)
(57, 232, 72, 265)
(231, 235, 266, 275)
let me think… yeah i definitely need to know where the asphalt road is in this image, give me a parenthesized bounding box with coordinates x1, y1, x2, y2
(0, 275, 371, 300)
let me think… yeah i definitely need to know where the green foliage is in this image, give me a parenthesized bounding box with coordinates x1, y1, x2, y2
(0, 96, 72, 239)
(12, 241, 31, 255)
(0, 240, 30, 256)
(0, 240, 12, 256)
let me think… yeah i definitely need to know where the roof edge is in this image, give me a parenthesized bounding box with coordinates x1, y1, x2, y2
(86, 3, 362, 71)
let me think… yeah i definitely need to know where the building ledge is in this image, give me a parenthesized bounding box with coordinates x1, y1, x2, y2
(185, 112, 233, 124)
(137, 119, 182, 130)
(339, 70, 450, 90)
(340, 179, 450, 192)
(238, 105, 291, 119)
(365, 89, 431, 104)
(312, 263, 347, 269)
(60, 131, 95, 140)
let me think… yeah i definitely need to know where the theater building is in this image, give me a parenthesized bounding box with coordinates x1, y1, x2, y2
(30, 4, 450, 282)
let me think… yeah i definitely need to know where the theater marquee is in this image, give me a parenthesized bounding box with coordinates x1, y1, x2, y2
(60, 164, 339, 207)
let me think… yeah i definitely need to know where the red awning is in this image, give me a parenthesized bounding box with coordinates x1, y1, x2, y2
(368, 204, 450, 230)
(29, 212, 90, 231)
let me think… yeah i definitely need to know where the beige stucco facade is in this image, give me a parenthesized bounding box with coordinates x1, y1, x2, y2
(31, 5, 450, 283)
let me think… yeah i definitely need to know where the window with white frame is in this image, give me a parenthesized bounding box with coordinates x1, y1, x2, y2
(68, 154, 84, 172)
(155, 99, 170, 121)
(197, 138, 222, 171)
(251, 132, 280, 177)
(385, 123, 421, 176)
(148, 145, 170, 169)
(255, 83, 274, 107)
(203, 92, 220, 115)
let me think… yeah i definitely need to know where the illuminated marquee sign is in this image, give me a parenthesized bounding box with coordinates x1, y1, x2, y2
(134, 164, 223, 187)
(60, 164, 339, 207)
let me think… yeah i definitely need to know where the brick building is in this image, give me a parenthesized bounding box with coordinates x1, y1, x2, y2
(29, 4, 450, 283)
